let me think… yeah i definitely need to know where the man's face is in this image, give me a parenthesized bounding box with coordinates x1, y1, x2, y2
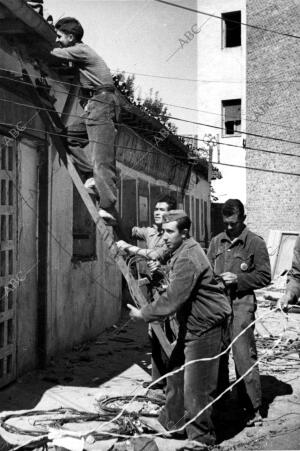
(154, 202, 169, 225)
(56, 30, 74, 47)
(163, 221, 184, 252)
(223, 213, 245, 239)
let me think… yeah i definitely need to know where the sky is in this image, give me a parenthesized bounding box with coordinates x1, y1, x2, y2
(44, 0, 199, 133)
(44, 0, 245, 201)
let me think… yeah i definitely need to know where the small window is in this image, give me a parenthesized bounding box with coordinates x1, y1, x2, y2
(222, 99, 241, 136)
(72, 187, 96, 261)
(222, 11, 241, 48)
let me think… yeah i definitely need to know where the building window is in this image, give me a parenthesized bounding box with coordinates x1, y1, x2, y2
(222, 99, 241, 136)
(72, 187, 96, 261)
(222, 11, 241, 48)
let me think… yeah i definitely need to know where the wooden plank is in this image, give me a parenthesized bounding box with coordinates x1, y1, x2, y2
(67, 156, 173, 359)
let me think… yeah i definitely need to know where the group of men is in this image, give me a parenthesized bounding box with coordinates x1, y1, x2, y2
(117, 198, 272, 445)
(49, 16, 300, 447)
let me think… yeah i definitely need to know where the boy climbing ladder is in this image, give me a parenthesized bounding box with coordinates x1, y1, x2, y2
(51, 17, 120, 225)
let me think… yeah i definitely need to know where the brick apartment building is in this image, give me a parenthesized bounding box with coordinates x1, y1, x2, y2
(246, 0, 300, 240)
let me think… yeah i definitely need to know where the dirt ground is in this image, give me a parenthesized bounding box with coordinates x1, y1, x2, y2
(0, 304, 300, 451)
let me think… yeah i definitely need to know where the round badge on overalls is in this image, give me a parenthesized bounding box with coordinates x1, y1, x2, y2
(240, 262, 248, 271)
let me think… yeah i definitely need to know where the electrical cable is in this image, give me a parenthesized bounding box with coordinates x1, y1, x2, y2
(2, 96, 300, 161)
(2, 64, 299, 133)
(1, 163, 122, 302)
(1, 118, 299, 177)
(118, 68, 300, 84)
(1, 72, 300, 145)
(153, 0, 300, 40)
(117, 123, 300, 159)
(55, 307, 288, 440)
(98, 395, 164, 417)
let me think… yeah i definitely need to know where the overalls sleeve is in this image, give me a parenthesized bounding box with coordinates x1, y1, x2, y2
(141, 256, 199, 322)
(237, 237, 271, 292)
(207, 237, 216, 268)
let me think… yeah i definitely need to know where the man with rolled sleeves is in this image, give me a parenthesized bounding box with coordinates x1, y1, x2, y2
(128, 210, 231, 445)
(117, 194, 177, 386)
(207, 199, 271, 425)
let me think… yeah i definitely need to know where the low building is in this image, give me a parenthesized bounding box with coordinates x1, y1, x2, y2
(0, 0, 210, 387)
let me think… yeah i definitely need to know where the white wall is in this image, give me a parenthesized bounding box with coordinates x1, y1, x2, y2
(196, 0, 247, 202)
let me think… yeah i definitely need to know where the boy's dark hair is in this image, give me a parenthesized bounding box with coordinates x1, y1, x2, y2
(222, 199, 245, 219)
(177, 216, 191, 233)
(55, 17, 84, 42)
(156, 194, 177, 211)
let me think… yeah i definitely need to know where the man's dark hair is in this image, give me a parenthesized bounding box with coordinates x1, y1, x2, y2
(222, 199, 245, 219)
(156, 194, 177, 211)
(55, 17, 84, 42)
(177, 216, 191, 233)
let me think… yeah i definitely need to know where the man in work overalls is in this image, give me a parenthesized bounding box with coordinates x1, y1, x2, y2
(128, 210, 231, 446)
(207, 199, 271, 425)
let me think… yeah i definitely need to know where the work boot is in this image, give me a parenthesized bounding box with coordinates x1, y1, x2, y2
(140, 417, 170, 436)
(245, 408, 263, 427)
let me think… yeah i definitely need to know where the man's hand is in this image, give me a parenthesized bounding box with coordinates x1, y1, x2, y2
(221, 272, 238, 285)
(276, 292, 294, 312)
(147, 260, 161, 274)
(127, 304, 143, 320)
(116, 240, 129, 251)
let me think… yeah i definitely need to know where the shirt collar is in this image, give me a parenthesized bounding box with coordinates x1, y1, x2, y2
(170, 237, 197, 260)
(220, 226, 249, 244)
(149, 224, 163, 237)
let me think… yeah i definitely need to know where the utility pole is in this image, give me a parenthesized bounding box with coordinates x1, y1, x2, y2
(203, 133, 217, 193)
(203, 134, 218, 246)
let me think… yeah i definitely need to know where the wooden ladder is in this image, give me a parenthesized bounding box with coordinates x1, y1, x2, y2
(22, 69, 173, 359)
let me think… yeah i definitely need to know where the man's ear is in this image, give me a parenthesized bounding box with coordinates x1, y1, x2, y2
(181, 228, 189, 239)
(68, 33, 75, 43)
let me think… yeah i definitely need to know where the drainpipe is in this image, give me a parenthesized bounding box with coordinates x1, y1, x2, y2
(37, 139, 49, 368)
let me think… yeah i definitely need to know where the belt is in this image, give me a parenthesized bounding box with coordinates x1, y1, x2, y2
(80, 86, 115, 99)
(92, 85, 115, 95)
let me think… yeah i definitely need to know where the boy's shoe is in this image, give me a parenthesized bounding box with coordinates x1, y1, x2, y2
(84, 177, 98, 195)
(99, 208, 117, 225)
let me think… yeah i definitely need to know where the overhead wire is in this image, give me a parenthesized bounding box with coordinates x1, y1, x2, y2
(2, 64, 299, 133)
(116, 69, 300, 84)
(1, 119, 299, 177)
(117, 123, 300, 159)
(1, 96, 299, 161)
(1, 159, 123, 302)
(1, 70, 300, 143)
(153, 0, 300, 40)
(0, 79, 300, 152)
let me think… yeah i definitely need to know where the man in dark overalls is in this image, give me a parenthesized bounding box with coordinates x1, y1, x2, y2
(128, 210, 231, 446)
(51, 17, 120, 225)
(207, 199, 271, 425)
